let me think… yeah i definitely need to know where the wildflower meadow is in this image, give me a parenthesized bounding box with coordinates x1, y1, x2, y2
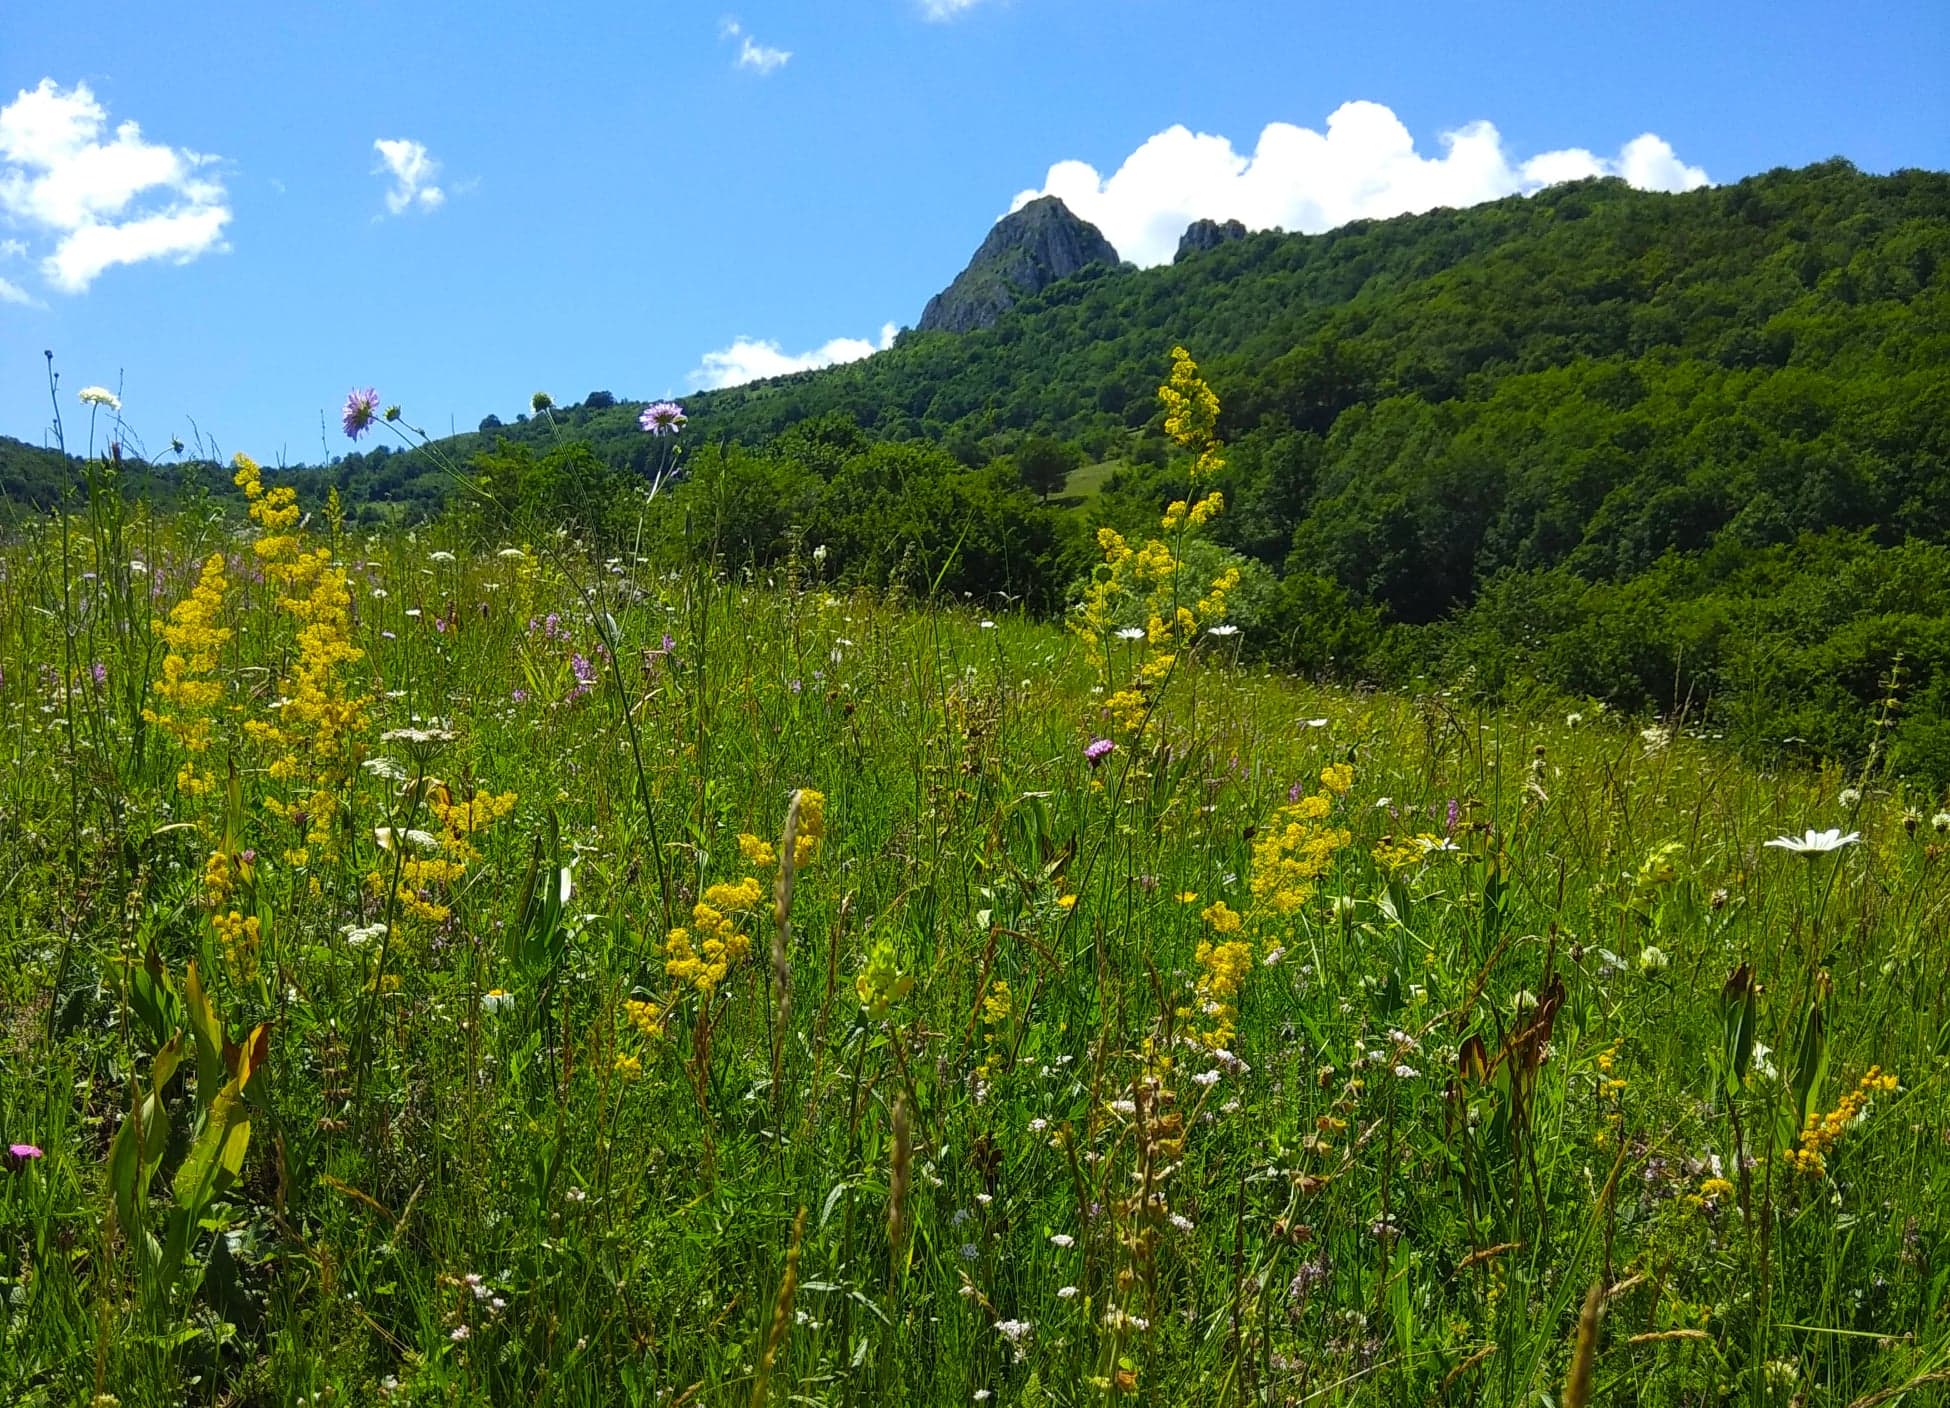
(2, 353, 1946, 1407)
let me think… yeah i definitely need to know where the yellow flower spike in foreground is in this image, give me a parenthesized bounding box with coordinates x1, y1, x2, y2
(1788, 1066, 1898, 1175)
(144, 552, 233, 797)
(1249, 775, 1354, 917)
(790, 788, 826, 868)
(1071, 347, 1235, 737)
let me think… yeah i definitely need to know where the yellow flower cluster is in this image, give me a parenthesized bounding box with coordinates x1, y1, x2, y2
(855, 937, 915, 1020)
(731, 790, 824, 875)
(1595, 1040, 1626, 1097)
(144, 552, 232, 796)
(1186, 936, 1253, 1049)
(1073, 349, 1238, 737)
(1200, 899, 1242, 934)
(366, 784, 518, 924)
(1593, 1040, 1628, 1149)
(200, 845, 263, 980)
(981, 978, 1013, 1026)
(665, 877, 764, 994)
(426, 783, 519, 864)
(1249, 785, 1353, 917)
(371, 855, 469, 924)
(792, 788, 825, 868)
(976, 978, 1012, 1081)
(1173, 768, 1356, 1056)
(1160, 492, 1223, 533)
(212, 908, 263, 981)
(1786, 1067, 1898, 1176)
(232, 454, 371, 796)
(1372, 833, 1451, 874)
(623, 997, 665, 1041)
(658, 792, 822, 999)
(1158, 344, 1225, 482)
(202, 847, 244, 909)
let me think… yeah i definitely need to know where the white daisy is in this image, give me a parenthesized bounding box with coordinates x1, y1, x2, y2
(1764, 828, 1860, 855)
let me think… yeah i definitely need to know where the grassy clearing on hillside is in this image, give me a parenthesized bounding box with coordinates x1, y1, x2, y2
(2, 366, 1946, 1406)
(1057, 458, 1126, 505)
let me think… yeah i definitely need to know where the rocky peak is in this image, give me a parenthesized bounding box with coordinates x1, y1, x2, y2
(1175, 217, 1249, 262)
(918, 196, 1122, 334)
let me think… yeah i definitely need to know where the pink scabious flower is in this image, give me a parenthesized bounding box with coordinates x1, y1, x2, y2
(343, 387, 381, 440)
(638, 401, 686, 435)
(1084, 738, 1114, 766)
(7, 1143, 43, 1164)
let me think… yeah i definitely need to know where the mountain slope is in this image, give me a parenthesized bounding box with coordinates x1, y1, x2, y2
(916, 195, 1123, 333)
(685, 160, 1947, 448)
(29, 161, 1949, 775)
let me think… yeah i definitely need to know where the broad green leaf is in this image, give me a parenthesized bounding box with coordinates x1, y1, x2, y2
(173, 1024, 264, 1217)
(1719, 964, 1756, 1098)
(184, 961, 225, 1113)
(1790, 996, 1830, 1132)
(126, 937, 179, 1048)
(508, 833, 542, 965)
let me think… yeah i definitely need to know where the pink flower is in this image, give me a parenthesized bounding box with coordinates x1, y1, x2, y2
(343, 387, 381, 439)
(1084, 738, 1114, 766)
(638, 401, 686, 435)
(8, 1143, 43, 1163)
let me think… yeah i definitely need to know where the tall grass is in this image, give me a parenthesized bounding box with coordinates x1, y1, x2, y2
(0, 457, 1945, 1407)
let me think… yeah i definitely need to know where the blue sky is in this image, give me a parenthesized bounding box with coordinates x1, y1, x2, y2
(4, 0, 1946, 462)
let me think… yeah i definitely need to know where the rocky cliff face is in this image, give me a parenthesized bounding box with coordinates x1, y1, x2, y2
(917, 196, 1122, 334)
(1175, 217, 1249, 261)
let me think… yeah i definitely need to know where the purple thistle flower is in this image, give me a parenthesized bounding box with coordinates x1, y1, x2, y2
(1085, 738, 1115, 766)
(8, 1143, 42, 1163)
(639, 401, 686, 435)
(342, 387, 381, 440)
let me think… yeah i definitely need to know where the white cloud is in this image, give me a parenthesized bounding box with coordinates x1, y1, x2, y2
(373, 138, 445, 215)
(690, 322, 897, 390)
(721, 19, 791, 73)
(737, 35, 792, 73)
(920, 0, 987, 18)
(0, 78, 231, 292)
(0, 275, 37, 306)
(1011, 101, 1710, 267)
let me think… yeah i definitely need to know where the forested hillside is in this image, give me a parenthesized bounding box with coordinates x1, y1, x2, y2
(9, 160, 1949, 775)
